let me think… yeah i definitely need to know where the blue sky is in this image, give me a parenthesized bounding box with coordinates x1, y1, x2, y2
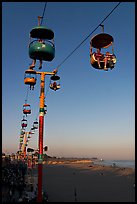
(2, 2, 135, 160)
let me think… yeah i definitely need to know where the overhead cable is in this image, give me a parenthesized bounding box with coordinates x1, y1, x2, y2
(40, 2, 48, 26)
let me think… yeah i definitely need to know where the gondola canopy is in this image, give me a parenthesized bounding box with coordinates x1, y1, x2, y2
(30, 26, 54, 40)
(91, 33, 114, 49)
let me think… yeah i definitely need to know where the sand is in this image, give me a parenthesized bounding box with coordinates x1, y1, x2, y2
(34, 159, 135, 202)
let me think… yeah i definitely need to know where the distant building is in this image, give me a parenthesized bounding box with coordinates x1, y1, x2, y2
(91, 157, 98, 160)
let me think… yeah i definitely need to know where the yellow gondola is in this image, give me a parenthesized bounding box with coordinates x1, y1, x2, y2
(24, 69, 37, 90)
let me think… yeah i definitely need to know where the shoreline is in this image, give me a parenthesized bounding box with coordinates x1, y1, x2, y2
(37, 159, 135, 202)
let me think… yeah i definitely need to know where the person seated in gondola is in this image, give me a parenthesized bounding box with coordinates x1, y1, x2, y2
(50, 81, 58, 91)
(29, 39, 44, 70)
(94, 48, 104, 68)
(52, 81, 57, 89)
(104, 51, 114, 71)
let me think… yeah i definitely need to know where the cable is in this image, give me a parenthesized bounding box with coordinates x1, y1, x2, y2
(55, 2, 122, 72)
(40, 2, 48, 26)
(25, 86, 29, 102)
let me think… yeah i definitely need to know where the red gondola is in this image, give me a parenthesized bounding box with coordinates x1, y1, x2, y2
(21, 117, 27, 129)
(23, 103, 31, 115)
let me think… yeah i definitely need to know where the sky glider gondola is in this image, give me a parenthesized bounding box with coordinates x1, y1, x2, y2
(43, 146, 48, 151)
(24, 69, 37, 90)
(29, 131, 34, 135)
(26, 139, 29, 143)
(33, 120, 38, 129)
(29, 17, 55, 69)
(20, 135, 24, 139)
(44, 104, 47, 114)
(28, 135, 31, 139)
(90, 26, 116, 71)
(31, 127, 35, 131)
(19, 144, 23, 149)
(20, 138, 23, 142)
(30, 127, 35, 134)
(23, 103, 31, 115)
(21, 117, 27, 129)
(29, 39, 55, 62)
(20, 129, 25, 135)
(50, 75, 60, 91)
(19, 144, 23, 148)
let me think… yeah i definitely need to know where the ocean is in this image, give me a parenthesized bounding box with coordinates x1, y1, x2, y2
(94, 160, 135, 169)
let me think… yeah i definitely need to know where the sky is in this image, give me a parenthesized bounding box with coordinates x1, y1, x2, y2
(2, 2, 135, 160)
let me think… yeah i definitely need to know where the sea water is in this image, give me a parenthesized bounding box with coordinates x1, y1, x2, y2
(94, 160, 135, 169)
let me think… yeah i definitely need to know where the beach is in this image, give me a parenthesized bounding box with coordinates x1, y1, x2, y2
(39, 159, 135, 202)
(2, 158, 135, 202)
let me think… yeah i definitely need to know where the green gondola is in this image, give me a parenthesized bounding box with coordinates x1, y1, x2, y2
(29, 40, 55, 61)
